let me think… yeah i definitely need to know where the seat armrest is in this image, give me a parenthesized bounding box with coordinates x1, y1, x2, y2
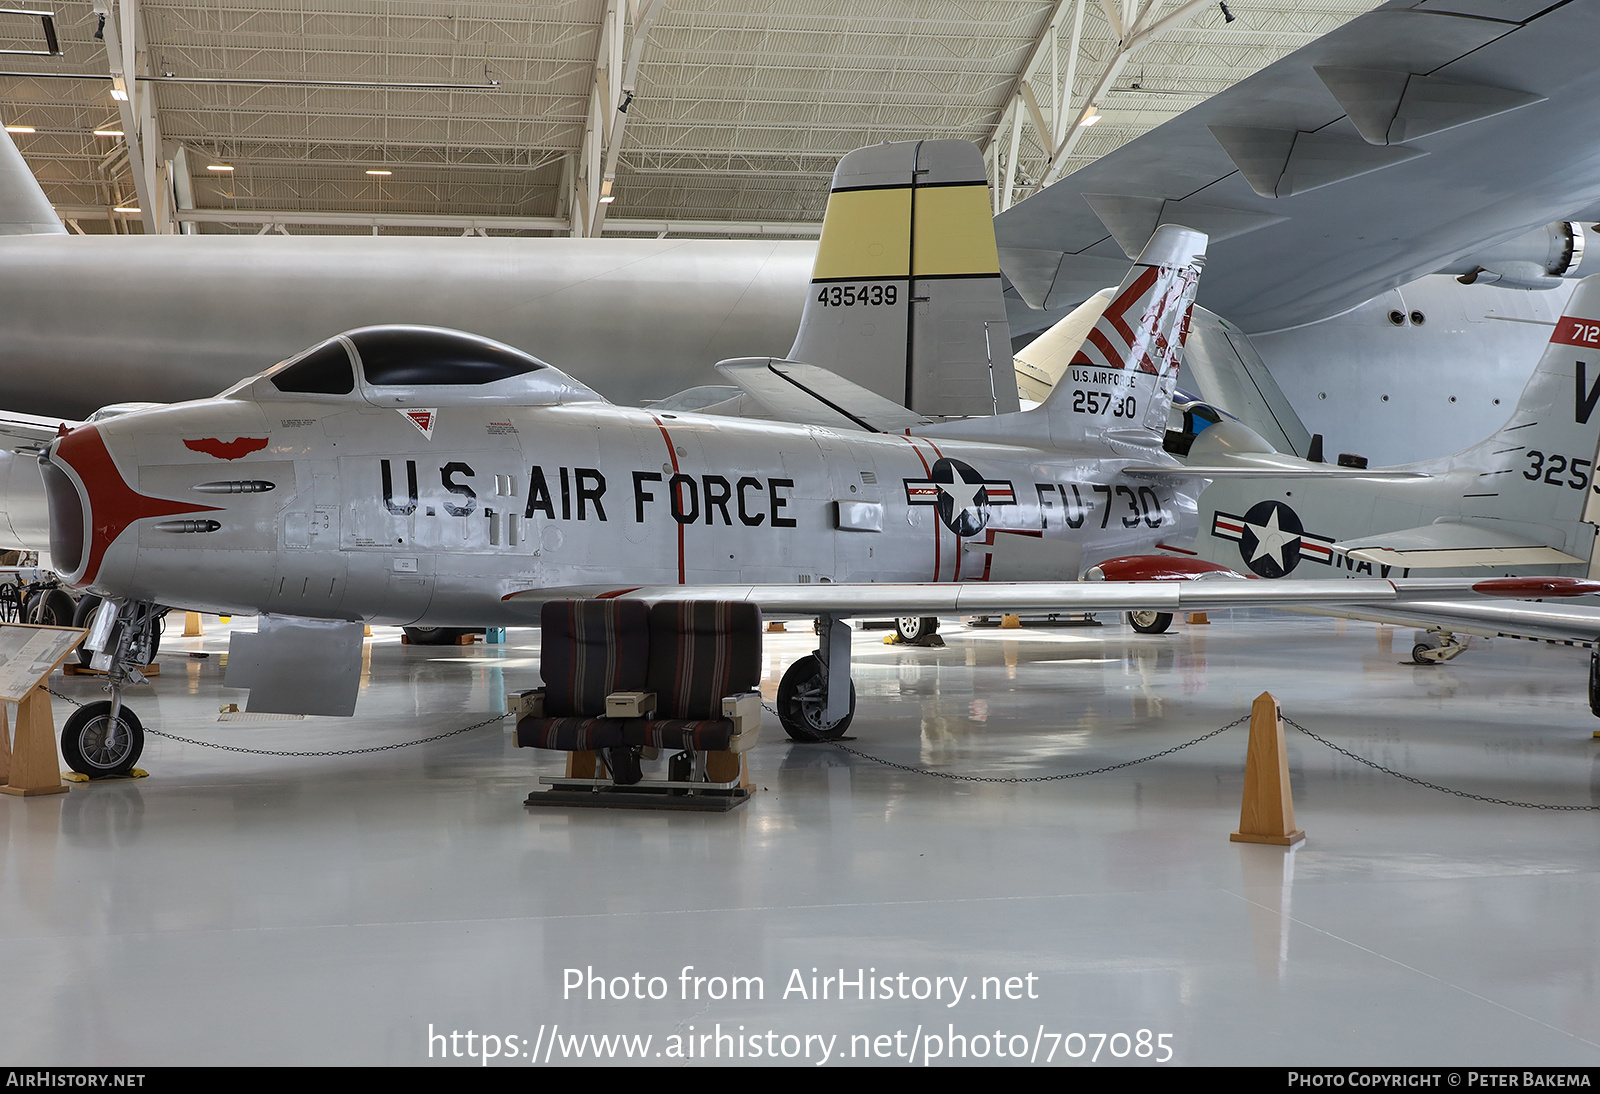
(722, 691, 762, 733)
(606, 690, 657, 718)
(508, 689, 545, 719)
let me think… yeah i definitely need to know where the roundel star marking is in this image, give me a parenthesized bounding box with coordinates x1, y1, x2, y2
(1238, 500, 1305, 578)
(930, 458, 991, 537)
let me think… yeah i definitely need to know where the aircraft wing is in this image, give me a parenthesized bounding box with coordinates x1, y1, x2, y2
(1293, 598, 1600, 647)
(1335, 520, 1589, 568)
(995, 0, 1600, 335)
(502, 576, 1591, 620)
(714, 357, 932, 433)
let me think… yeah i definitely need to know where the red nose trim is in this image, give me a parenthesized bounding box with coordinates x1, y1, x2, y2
(55, 425, 222, 585)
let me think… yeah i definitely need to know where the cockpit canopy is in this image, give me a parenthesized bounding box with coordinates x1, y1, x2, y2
(247, 325, 604, 407)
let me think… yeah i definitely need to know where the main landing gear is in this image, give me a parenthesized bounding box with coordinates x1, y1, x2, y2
(776, 615, 857, 742)
(62, 598, 164, 777)
(1126, 610, 1173, 634)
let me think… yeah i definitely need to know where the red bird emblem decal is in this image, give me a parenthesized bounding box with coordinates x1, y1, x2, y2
(184, 437, 270, 460)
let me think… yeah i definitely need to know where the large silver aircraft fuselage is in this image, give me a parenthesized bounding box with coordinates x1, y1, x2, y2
(45, 384, 1196, 626)
(0, 234, 814, 419)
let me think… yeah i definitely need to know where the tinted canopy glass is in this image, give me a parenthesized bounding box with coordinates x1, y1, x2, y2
(271, 338, 356, 395)
(348, 327, 546, 386)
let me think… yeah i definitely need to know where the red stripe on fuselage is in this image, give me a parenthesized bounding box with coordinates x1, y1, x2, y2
(648, 414, 685, 584)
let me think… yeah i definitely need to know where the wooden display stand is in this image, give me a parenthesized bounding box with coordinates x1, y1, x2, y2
(1, 685, 67, 797)
(0, 623, 88, 798)
(1229, 691, 1305, 846)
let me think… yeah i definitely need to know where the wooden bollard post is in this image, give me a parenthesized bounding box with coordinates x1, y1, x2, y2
(183, 612, 203, 637)
(1000, 614, 1022, 629)
(1230, 691, 1303, 846)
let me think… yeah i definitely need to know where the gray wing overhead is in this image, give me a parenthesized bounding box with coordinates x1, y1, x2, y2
(996, 0, 1600, 337)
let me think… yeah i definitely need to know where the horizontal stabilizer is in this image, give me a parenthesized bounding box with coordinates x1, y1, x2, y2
(715, 357, 931, 433)
(1335, 521, 1586, 568)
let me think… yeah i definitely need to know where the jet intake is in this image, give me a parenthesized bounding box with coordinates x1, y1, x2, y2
(38, 457, 83, 574)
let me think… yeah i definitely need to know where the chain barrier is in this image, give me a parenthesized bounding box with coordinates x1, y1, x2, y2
(764, 697, 1250, 784)
(48, 682, 508, 757)
(768, 698, 1600, 809)
(1280, 714, 1600, 812)
(44, 678, 1600, 806)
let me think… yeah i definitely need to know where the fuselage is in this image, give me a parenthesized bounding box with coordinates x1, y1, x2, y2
(41, 368, 1198, 626)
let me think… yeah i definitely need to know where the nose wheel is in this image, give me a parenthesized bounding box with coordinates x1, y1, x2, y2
(60, 700, 145, 778)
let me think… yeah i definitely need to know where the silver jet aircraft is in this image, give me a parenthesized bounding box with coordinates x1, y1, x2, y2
(33, 141, 1584, 779)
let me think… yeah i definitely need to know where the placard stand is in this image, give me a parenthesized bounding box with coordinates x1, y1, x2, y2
(0, 624, 87, 798)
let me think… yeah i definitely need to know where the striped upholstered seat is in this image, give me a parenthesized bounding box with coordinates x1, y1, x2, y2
(515, 599, 650, 751)
(620, 601, 761, 752)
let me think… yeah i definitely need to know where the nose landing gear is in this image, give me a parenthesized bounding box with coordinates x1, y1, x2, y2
(61, 599, 164, 778)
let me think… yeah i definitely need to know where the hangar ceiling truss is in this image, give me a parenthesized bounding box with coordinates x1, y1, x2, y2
(0, 0, 1379, 236)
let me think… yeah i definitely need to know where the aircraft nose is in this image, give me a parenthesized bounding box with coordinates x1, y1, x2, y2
(43, 425, 218, 588)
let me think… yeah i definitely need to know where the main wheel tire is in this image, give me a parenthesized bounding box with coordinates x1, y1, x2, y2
(895, 616, 940, 643)
(403, 626, 470, 646)
(1127, 610, 1173, 635)
(60, 701, 144, 778)
(26, 588, 74, 628)
(71, 595, 104, 666)
(776, 654, 856, 742)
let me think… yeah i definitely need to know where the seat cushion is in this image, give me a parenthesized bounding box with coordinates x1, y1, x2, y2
(646, 601, 762, 720)
(539, 599, 650, 717)
(516, 715, 626, 751)
(621, 718, 736, 752)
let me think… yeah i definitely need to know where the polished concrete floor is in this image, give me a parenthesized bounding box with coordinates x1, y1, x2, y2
(5, 612, 1600, 1066)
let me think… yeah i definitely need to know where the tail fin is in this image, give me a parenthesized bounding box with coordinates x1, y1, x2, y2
(0, 124, 64, 235)
(787, 139, 1016, 418)
(1440, 275, 1600, 540)
(1034, 224, 1206, 449)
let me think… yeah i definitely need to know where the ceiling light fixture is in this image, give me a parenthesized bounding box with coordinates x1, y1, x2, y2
(113, 205, 140, 213)
(1078, 107, 1102, 127)
(206, 164, 234, 172)
(365, 169, 392, 176)
(92, 128, 123, 137)
(4, 125, 34, 133)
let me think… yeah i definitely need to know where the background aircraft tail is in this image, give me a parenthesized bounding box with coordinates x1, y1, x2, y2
(0, 124, 64, 235)
(1433, 276, 1600, 533)
(1032, 224, 1206, 451)
(787, 139, 1016, 418)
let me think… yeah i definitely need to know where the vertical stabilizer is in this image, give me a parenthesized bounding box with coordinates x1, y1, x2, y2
(1443, 276, 1600, 539)
(1036, 224, 1206, 450)
(0, 124, 64, 235)
(788, 139, 1016, 417)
